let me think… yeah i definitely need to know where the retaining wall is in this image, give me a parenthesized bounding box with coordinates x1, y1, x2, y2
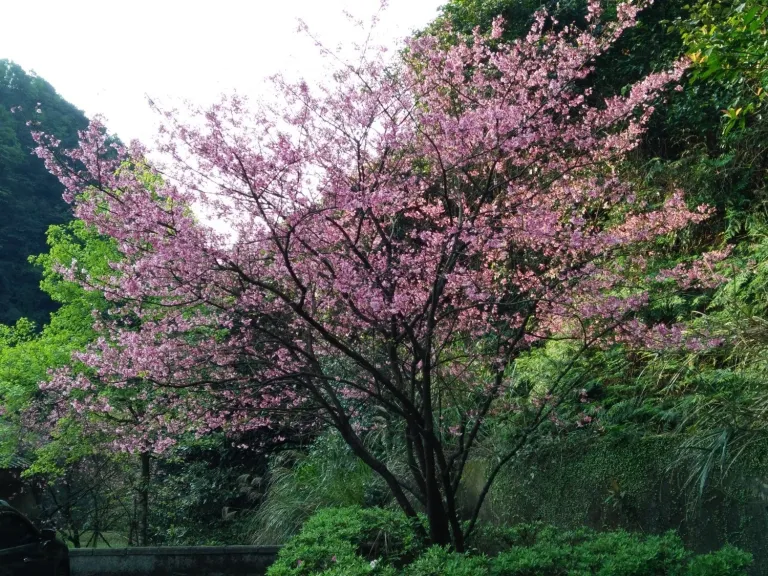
(69, 545, 280, 576)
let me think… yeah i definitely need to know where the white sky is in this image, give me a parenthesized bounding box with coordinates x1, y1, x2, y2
(0, 0, 444, 146)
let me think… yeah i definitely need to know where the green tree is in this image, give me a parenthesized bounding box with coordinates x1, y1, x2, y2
(0, 60, 87, 326)
(679, 0, 768, 134)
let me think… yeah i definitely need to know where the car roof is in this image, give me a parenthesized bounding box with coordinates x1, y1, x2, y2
(0, 501, 39, 531)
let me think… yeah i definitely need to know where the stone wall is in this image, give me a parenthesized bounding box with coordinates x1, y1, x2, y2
(69, 545, 280, 576)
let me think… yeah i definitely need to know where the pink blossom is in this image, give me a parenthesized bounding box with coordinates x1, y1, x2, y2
(28, 2, 723, 538)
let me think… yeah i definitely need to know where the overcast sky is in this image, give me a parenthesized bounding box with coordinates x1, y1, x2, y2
(1, 0, 444, 146)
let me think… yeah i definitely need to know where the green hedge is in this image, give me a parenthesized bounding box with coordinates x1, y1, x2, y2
(266, 507, 420, 576)
(267, 508, 752, 576)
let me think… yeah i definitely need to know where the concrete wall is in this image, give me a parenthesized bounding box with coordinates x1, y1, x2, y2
(69, 545, 280, 576)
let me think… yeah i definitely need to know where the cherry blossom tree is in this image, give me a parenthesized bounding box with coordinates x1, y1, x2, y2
(33, 0, 724, 548)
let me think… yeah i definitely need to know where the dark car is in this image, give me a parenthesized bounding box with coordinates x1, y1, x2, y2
(0, 500, 69, 576)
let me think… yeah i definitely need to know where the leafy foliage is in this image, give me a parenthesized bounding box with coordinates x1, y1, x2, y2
(267, 507, 420, 576)
(247, 432, 379, 545)
(410, 527, 751, 575)
(148, 435, 267, 545)
(679, 0, 768, 135)
(269, 510, 751, 576)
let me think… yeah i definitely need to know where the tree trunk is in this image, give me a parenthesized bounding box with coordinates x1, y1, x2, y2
(138, 452, 150, 546)
(424, 452, 453, 548)
(62, 479, 80, 548)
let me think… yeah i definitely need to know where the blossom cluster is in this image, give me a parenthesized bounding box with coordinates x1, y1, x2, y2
(31, 0, 722, 455)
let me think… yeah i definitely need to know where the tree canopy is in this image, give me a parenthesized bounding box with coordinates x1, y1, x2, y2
(33, 0, 729, 549)
(0, 60, 88, 327)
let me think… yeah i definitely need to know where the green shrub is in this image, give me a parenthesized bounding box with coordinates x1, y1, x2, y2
(267, 539, 394, 576)
(404, 546, 489, 576)
(248, 433, 378, 545)
(269, 511, 751, 576)
(486, 524, 749, 576)
(266, 506, 420, 576)
(685, 546, 753, 576)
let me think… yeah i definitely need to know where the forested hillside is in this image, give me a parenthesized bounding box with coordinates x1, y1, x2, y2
(0, 60, 87, 326)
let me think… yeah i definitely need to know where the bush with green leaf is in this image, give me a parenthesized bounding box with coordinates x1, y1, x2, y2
(247, 432, 386, 545)
(266, 507, 421, 576)
(678, 0, 768, 135)
(269, 511, 751, 576)
(404, 546, 489, 576)
(410, 523, 750, 576)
